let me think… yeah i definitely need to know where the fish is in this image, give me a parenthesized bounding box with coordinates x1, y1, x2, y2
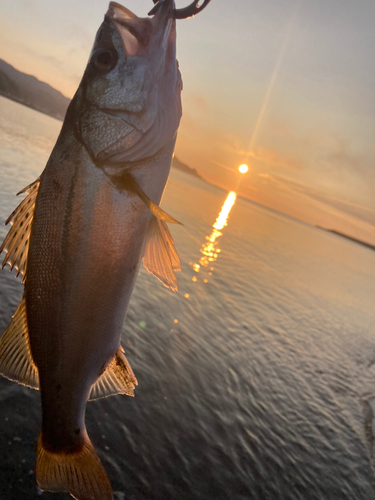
(0, 1, 211, 498)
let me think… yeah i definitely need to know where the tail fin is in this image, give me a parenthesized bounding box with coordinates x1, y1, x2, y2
(36, 433, 113, 500)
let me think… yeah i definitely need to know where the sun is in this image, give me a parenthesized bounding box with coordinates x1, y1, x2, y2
(238, 164, 249, 174)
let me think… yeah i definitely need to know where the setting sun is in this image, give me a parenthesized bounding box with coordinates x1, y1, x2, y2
(238, 164, 249, 174)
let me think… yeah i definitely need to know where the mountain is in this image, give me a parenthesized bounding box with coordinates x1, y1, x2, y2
(172, 156, 205, 180)
(317, 227, 375, 252)
(0, 59, 70, 120)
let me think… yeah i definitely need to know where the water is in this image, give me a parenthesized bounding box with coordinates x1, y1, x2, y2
(0, 95, 375, 499)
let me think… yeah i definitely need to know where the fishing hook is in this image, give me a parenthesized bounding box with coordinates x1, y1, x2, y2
(148, 0, 212, 19)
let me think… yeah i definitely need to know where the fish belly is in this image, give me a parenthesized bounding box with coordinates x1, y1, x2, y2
(26, 132, 149, 450)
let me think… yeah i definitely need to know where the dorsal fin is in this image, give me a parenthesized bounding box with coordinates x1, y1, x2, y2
(143, 217, 181, 292)
(0, 177, 40, 282)
(0, 295, 39, 390)
(89, 347, 137, 401)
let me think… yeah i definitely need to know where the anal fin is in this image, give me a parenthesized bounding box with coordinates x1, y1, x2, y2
(89, 347, 137, 401)
(143, 217, 181, 292)
(0, 295, 39, 390)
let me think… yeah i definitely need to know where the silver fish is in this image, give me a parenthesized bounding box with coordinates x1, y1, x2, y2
(0, 1, 210, 498)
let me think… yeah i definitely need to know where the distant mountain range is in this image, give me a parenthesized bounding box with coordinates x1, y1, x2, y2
(316, 227, 375, 252)
(171, 156, 204, 180)
(0, 58, 203, 179)
(0, 59, 70, 121)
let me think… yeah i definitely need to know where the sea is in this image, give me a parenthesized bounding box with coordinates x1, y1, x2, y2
(0, 95, 375, 500)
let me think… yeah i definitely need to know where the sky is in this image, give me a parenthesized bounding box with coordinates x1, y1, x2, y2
(0, 0, 374, 244)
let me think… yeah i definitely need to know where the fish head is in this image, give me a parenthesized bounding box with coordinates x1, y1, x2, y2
(75, 0, 182, 164)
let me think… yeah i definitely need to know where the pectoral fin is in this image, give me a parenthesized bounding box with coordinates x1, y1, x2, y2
(0, 295, 39, 390)
(109, 172, 182, 224)
(143, 217, 181, 292)
(0, 177, 40, 282)
(108, 172, 181, 290)
(89, 347, 137, 401)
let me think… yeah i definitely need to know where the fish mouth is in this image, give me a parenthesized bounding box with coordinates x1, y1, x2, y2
(106, 1, 175, 53)
(95, 1, 180, 164)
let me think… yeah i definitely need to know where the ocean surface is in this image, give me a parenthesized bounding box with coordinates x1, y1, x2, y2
(1, 95, 375, 500)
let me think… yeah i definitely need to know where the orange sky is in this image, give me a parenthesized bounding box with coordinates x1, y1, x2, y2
(1, 0, 374, 244)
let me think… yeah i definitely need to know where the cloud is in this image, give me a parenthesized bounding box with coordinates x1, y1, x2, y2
(263, 173, 375, 227)
(255, 147, 302, 170)
(68, 24, 93, 46)
(209, 160, 236, 173)
(323, 135, 374, 179)
(258, 173, 274, 180)
(18, 0, 39, 15)
(240, 171, 375, 245)
(184, 92, 210, 111)
(232, 145, 303, 171)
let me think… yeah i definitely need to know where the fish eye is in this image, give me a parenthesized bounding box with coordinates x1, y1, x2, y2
(91, 48, 118, 73)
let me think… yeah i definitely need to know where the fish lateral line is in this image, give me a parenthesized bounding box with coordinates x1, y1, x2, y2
(107, 171, 183, 225)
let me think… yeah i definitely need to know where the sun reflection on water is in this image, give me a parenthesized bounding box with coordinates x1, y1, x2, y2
(174, 191, 237, 332)
(191, 191, 237, 280)
(213, 191, 237, 230)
